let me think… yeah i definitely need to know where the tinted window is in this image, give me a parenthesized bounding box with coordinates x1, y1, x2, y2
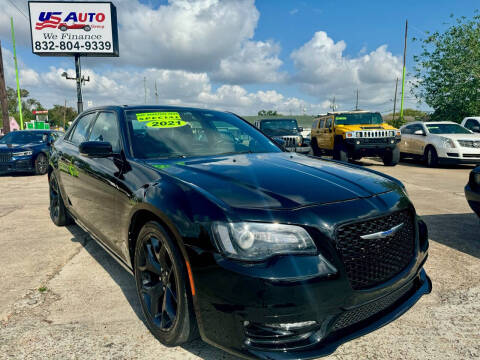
(126, 109, 281, 159)
(465, 119, 479, 129)
(312, 119, 319, 129)
(325, 117, 333, 128)
(259, 119, 299, 136)
(334, 112, 383, 125)
(319, 119, 325, 128)
(0, 131, 47, 144)
(70, 112, 97, 145)
(410, 124, 425, 134)
(88, 112, 120, 152)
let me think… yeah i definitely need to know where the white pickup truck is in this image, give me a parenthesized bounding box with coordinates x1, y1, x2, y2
(461, 117, 480, 133)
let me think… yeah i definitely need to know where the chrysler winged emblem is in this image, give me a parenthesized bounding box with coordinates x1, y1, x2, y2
(360, 223, 404, 240)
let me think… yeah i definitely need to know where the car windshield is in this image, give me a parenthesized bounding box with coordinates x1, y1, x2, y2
(334, 113, 383, 125)
(260, 119, 299, 136)
(126, 109, 282, 159)
(0, 131, 47, 144)
(426, 123, 471, 134)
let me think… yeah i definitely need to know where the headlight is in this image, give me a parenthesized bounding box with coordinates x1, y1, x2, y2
(440, 137, 456, 148)
(212, 222, 318, 261)
(345, 131, 355, 138)
(12, 151, 33, 156)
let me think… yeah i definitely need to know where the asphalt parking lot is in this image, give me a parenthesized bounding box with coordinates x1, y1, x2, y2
(1, 159, 479, 360)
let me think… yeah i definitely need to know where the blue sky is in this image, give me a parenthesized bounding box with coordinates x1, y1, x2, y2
(0, 0, 479, 115)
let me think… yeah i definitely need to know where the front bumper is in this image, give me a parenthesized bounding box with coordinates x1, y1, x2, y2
(344, 137, 400, 156)
(285, 146, 310, 153)
(188, 195, 430, 360)
(0, 157, 35, 173)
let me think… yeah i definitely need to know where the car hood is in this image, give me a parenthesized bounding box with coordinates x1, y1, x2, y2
(0, 143, 43, 152)
(145, 153, 399, 209)
(431, 133, 480, 140)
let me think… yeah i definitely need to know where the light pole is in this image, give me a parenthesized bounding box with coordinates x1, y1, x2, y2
(61, 58, 90, 114)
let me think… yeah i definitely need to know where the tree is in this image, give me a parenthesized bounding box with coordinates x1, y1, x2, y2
(47, 104, 77, 128)
(413, 13, 480, 122)
(0, 87, 44, 127)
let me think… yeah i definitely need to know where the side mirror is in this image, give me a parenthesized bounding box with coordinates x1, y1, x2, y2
(79, 141, 113, 158)
(298, 127, 303, 132)
(472, 126, 480, 133)
(414, 130, 426, 136)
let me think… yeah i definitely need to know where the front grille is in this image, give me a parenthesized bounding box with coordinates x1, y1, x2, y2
(462, 154, 480, 158)
(355, 130, 395, 138)
(336, 210, 415, 290)
(282, 136, 299, 148)
(0, 153, 12, 163)
(360, 137, 391, 144)
(458, 140, 480, 148)
(331, 281, 414, 332)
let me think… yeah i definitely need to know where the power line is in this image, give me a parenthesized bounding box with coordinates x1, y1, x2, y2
(6, 0, 28, 20)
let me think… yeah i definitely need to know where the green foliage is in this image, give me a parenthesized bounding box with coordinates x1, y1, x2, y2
(257, 110, 279, 116)
(413, 12, 480, 123)
(47, 104, 77, 127)
(384, 109, 430, 127)
(0, 87, 44, 127)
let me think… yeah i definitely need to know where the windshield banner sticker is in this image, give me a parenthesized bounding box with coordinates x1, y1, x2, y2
(136, 112, 188, 128)
(335, 116, 347, 120)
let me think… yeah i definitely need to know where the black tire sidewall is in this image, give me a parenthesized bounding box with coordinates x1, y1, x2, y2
(425, 147, 438, 167)
(311, 138, 320, 156)
(134, 221, 194, 346)
(334, 141, 348, 162)
(49, 173, 67, 226)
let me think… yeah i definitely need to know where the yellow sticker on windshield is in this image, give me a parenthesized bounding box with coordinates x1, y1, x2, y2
(136, 112, 182, 122)
(146, 119, 188, 128)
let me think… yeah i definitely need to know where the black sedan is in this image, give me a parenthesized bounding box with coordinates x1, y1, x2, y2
(465, 166, 480, 217)
(48, 105, 431, 359)
(0, 130, 62, 175)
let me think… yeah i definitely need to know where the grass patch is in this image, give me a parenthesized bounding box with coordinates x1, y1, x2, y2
(38, 286, 47, 293)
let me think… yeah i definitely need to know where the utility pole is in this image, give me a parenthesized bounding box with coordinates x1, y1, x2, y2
(400, 19, 408, 124)
(143, 77, 147, 104)
(61, 58, 89, 114)
(0, 41, 11, 134)
(63, 99, 66, 130)
(11, 17, 23, 130)
(330, 96, 337, 112)
(355, 89, 359, 110)
(154, 80, 158, 104)
(393, 77, 399, 124)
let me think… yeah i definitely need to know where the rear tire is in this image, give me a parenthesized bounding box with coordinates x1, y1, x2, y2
(35, 153, 48, 175)
(134, 221, 198, 346)
(382, 147, 400, 166)
(49, 173, 72, 226)
(333, 142, 348, 162)
(310, 138, 321, 157)
(425, 146, 438, 167)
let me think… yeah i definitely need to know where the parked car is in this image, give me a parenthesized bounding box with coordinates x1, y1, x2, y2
(310, 111, 401, 165)
(399, 121, 480, 167)
(461, 117, 480, 133)
(254, 118, 310, 153)
(465, 166, 480, 217)
(58, 23, 91, 31)
(49, 105, 431, 360)
(0, 130, 62, 175)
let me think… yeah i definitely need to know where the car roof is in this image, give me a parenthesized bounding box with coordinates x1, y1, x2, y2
(83, 105, 228, 113)
(401, 121, 458, 127)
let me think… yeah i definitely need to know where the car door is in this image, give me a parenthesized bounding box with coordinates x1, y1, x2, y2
(410, 123, 427, 155)
(324, 116, 334, 150)
(315, 118, 326, 149)
(73, 111, 124, 252)
(57, 111, 98, 213)
(399, 124, 414, 154)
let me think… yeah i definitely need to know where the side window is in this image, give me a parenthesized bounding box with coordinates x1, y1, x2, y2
(465, 119, 477, 129)
(312, 119, 319, 129)
(319, 119, 325, 128)
(88, 112, 121, 152)
(70, 112, 97, 146)
(411, 124, 424, 134)
(325, 117, 333, 128)
(401, 126, 411, 134)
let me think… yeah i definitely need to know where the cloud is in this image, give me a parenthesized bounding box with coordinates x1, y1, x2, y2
(211, 40, 286, 84)
(289, 8, 299, 15)
(291, 31, 404, 110)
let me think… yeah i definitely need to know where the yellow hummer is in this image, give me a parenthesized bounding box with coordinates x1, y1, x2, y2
(310, 110, 402, 165)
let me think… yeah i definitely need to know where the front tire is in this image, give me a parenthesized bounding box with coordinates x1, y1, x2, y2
(382, 147, 400, 166)
(134, 221, 198, 346)
(35, 153, 48, 175)
(333, 141, 348, 162)
(425, 146, 438, 167)
(310, 138, 321, 157)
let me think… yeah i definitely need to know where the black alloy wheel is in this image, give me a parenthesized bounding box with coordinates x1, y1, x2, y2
(49, 173, 71, 226)
(134, 222, 198, 346)
(35, 153, 48, 175)
(84, 25, 91, 32)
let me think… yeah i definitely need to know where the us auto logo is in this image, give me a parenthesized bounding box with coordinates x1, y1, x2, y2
(35, 11, 106, 31)
(360, 223, 404, 240)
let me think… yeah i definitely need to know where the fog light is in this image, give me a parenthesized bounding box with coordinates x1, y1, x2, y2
(390, 139, 395, 144)
(356, 140, 360, 145)
(264, 321, 317, 330)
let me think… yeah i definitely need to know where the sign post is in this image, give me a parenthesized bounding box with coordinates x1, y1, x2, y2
(28, 1, 119, 114)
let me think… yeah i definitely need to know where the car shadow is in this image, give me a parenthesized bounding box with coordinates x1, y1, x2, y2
(421, 212, 480, 259)
(65, 224, 241, 360)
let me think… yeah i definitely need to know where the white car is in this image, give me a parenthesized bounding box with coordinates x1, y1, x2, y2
(399, 121, 480, 167)
(461, 117, 480, 133)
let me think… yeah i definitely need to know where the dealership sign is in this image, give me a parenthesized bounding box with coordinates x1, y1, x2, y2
(28, 1, 119, 57)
